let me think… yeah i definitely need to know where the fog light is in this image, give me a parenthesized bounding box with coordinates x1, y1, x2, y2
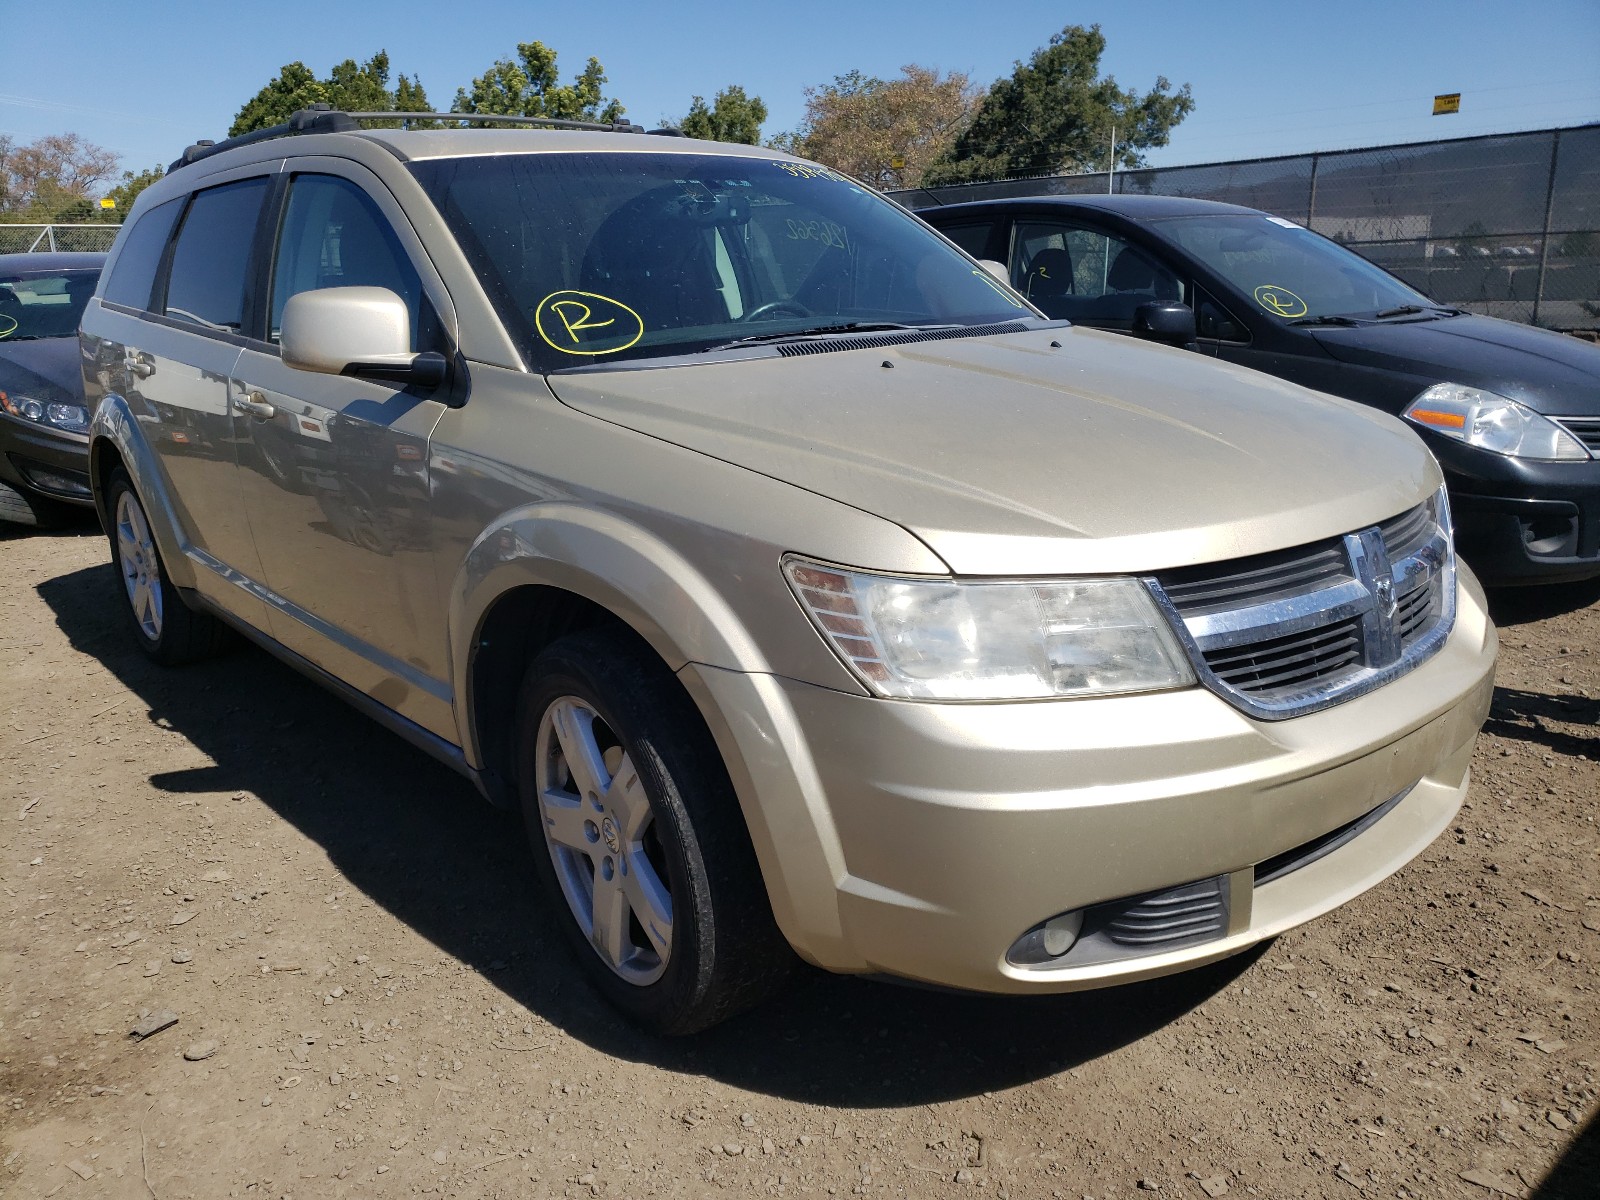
(1006, 910, 1085, 967)
(18, 465, 92, 497)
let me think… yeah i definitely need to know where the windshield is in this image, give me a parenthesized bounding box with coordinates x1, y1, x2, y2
(410, 152, 1036, 369)
(0, 269, 100, 341)
(1160, 215, 1434, 322)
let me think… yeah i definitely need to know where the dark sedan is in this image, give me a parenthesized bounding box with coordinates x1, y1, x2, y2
(920, 195, 1600, 586)
(0, 251, 105, 525)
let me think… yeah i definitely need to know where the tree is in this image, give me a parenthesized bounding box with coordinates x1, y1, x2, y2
(453, 41, 624, 123)
(679, 85, 767, 144)
(229, 52, 432, 136)
(924, 25, 1193, 185)
(777, 66, 979, 188)
(0, 133, 121, 222)
(91, 166, 165, 224)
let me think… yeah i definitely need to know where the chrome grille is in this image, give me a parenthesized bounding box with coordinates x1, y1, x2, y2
(1150, 490, 1456, 720)
(1553, 416, 1600, 454)
(1203, 616, 1363, 693)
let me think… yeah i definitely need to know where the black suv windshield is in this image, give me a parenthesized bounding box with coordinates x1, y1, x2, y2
(0, 269, 100, 341)
(410, 152, 1036, 369)
(1160, 214, 1434, 323)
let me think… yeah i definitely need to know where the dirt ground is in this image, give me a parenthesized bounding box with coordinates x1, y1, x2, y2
(2, 519, 1596, 1200)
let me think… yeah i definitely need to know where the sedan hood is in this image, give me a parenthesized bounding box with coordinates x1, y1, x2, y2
(1311, 314, 1600, 415)
(0, 337, 85, 403)
(547, 326, 1437, 576)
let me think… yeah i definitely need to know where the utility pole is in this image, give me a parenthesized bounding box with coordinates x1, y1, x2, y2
(1107, 124, 1116, 194)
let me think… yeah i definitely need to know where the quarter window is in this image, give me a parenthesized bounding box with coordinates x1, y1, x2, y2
(103, 198, 182, 312)
(164, 178, 270, 334)
(1196, 289, 1249, 343)
(269, 174, 424, 345)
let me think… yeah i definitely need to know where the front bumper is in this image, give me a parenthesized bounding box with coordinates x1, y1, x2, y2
(1433, 440, 1600, 585)
(0, 409, 93, 508)
(687, 568, 1496, 994)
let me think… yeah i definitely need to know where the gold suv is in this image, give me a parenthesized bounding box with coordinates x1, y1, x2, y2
(80, 110, 1496, 1033)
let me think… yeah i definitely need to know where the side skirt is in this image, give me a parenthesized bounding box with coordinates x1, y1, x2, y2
(187, 588, 511, 808)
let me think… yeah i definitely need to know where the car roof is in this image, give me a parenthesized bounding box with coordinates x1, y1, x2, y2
(0, 251, 107, 273)
(359, 128, 791, 162)
(923, 194, 1265, 220)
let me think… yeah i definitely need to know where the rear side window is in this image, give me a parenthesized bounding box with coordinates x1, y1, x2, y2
(102, 198, 182, 311)
(939, 222, 996, 259)
(164, 178, 270, 334)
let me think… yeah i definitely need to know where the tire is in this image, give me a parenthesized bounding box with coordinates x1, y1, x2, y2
(515, 627, 794, 1034)
(0, 478, 73, 528)
(105, 467, 229, 665)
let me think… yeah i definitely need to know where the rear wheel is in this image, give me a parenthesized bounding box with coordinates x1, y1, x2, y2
(515, 627, 793, 1034)
(105, 468, 229, 665)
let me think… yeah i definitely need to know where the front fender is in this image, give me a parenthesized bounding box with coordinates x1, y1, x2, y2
(448, 501, 775, 748)
(89, 394, 198, 591)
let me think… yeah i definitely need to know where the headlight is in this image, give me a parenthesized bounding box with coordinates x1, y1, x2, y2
(1403, 383, 1589, 461)
(0, 390, 89, 434)
(783, 557, 1195, 700)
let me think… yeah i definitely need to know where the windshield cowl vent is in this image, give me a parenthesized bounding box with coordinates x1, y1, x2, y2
(774, 321, 1033, 357)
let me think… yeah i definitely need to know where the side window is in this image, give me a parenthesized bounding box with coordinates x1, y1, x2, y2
(270, 174, 425, 346)
(939, 222, 995, 259)
(164, 178, 270, 334)
(1011, 221, 1185, 327)
(1195, 288, 1249, 343)
(102, 198, 183, 311)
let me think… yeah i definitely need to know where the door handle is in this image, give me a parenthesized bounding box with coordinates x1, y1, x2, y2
(123, 353, 154, 379)
(235, 390, 276, 419)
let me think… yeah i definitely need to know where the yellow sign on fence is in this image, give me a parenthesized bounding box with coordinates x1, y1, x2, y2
(1433, 93, 1461, 116)
(99, 197, 116, 209)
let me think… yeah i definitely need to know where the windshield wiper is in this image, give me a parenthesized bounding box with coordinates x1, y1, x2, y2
(1287, 314, 1364, 327)
(710, 321, 954, 351)
(1372, 304, 1427, 319)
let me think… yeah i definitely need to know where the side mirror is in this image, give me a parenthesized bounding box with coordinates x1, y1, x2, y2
(281, 287, 446, 388)
(1133, 301, 1197, 347)
(977, 259, 1010, 283)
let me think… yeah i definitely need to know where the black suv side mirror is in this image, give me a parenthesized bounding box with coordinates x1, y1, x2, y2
(1133, 301, 1197, 348)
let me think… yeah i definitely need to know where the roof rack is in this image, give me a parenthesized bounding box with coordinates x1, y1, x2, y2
(168, 104, 684, 172)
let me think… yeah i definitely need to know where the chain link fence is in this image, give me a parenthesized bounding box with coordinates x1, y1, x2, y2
(891, 124, 1600, 331)
(0, 224, 122, 255)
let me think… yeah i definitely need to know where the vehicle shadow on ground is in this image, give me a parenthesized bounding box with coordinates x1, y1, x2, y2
(1486, 579, 1600, 628)
(38, 555, 1257, 1107)
(1487, 687, 1600, 759)
(1531, 1107, 1599, 1200)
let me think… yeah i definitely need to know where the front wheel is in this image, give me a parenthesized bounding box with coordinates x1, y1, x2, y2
(515, 628, 793, 1034)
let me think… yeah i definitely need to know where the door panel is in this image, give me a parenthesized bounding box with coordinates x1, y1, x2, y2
(231, 168, 454, 737)
(131, 175, 274, 622)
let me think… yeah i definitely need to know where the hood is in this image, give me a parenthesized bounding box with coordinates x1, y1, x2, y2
(0, 337, 85, 403)
(547, 327, 1438, 576)
(1311, 314, 1600, 415)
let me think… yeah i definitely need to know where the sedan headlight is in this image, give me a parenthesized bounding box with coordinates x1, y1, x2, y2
(783, 557, 1195, 700)
(1403, 383, 1589, 461)
(0, 389, 89, 434)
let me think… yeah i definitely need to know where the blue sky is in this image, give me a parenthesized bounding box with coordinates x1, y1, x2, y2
(3, 0, 1597, 182)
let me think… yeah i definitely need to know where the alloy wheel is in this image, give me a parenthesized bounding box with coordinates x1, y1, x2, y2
(534, 696, 674, 985)
(115, 490, 163, 642)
